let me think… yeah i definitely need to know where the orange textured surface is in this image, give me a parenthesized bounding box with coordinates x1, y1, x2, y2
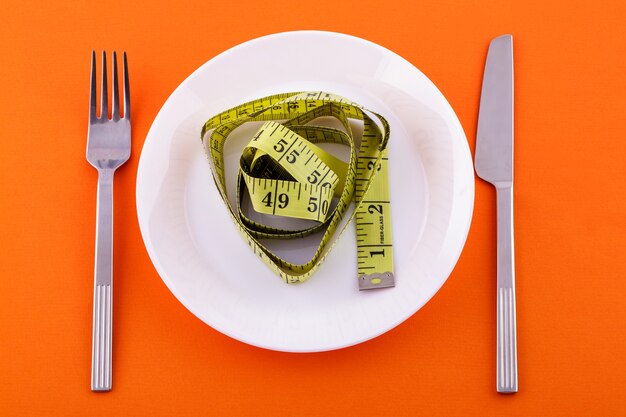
(2, 0, 626, 415)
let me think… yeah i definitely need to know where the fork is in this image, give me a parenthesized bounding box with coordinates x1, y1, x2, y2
(86, 51, 130, 392)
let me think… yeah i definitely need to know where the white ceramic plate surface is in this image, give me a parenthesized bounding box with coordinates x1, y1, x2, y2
(136, 30, 474, 352)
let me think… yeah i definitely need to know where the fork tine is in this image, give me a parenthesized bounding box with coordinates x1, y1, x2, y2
(89, 51, 97, 121)
(100, 51, 108, 119)
(123, 52, 130, 120)
(111, 51, 120, 120)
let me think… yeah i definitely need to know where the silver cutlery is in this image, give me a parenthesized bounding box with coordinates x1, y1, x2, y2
(475, 34, 517, 394)
(86, 51, 131, 392)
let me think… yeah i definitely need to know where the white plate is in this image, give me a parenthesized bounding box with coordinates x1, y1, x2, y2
(136, 31, 474, 352)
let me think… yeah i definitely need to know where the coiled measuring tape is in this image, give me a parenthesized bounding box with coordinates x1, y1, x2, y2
(201, 92, 394, 290)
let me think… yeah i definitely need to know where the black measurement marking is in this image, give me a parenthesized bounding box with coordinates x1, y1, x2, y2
(317, 185, 324, 221)
(269, 123, 280, 137)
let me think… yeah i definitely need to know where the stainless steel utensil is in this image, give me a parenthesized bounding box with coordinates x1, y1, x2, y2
(475, 34, 517, 394)
(86, 51, 130, 392)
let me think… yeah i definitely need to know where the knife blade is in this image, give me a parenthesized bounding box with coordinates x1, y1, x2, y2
(475, 34, 518, 394)
(476, 35, 513, 184)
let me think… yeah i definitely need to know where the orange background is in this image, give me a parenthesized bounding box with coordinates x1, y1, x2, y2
(2, 0, 626, 415)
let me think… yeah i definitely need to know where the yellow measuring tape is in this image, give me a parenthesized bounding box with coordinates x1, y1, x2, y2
(201, 92, 394, 290)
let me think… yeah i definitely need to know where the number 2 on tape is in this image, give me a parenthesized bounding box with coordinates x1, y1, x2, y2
(200, 92, 394, 290)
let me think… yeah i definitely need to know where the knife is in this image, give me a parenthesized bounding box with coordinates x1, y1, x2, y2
(475, 34, 518, 394)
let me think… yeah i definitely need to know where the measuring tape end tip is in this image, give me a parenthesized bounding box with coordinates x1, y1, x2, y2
(358, 272, 395, 291)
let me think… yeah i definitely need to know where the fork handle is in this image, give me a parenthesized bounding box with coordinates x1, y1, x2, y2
(496, 185, 518, 393)
(91, 169, 114, 391)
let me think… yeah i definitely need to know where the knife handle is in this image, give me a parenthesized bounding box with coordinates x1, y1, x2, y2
(496, 185, 518, 393)
(91, 171, 114, 391)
